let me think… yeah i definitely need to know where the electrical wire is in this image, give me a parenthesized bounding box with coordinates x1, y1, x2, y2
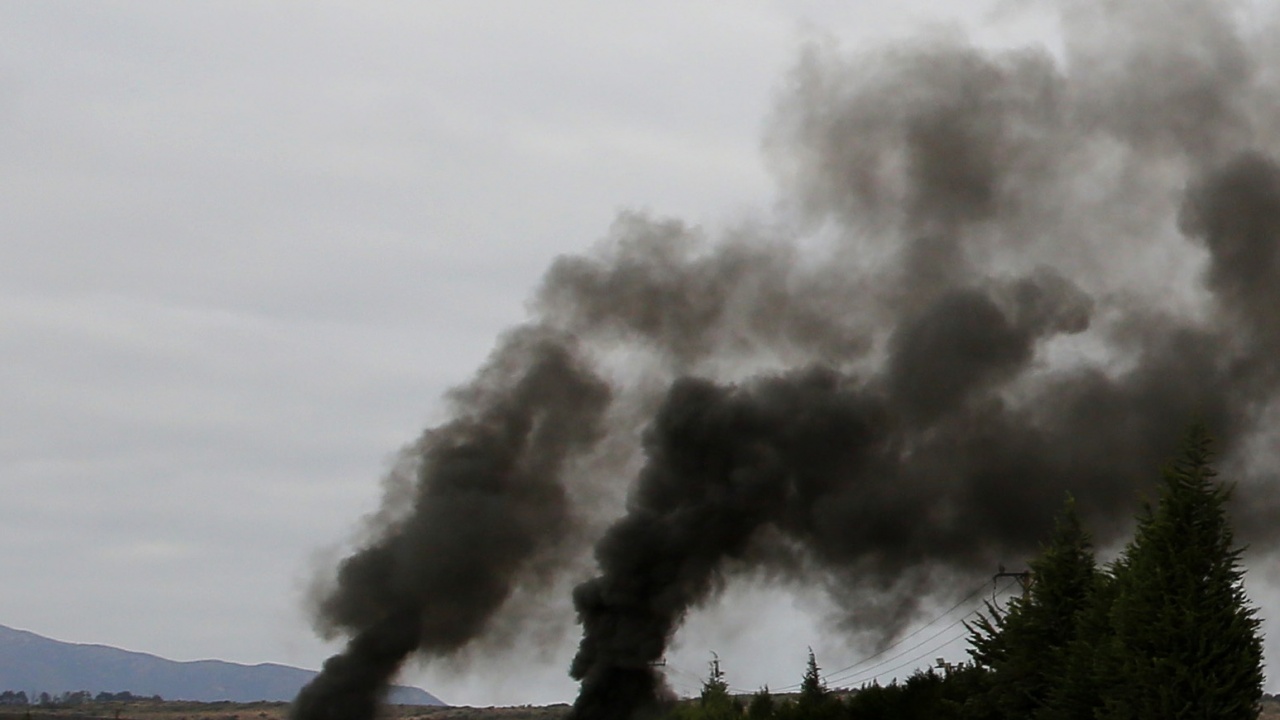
(666, 576, 1019, 697)
(846, 630, 972, 687)
(769, 577, 1002, 692)
(822, 577, 1019, 689)
(823, 609, 980, 687)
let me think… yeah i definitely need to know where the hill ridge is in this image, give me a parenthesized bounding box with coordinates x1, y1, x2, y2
(0, 623, 444, 706)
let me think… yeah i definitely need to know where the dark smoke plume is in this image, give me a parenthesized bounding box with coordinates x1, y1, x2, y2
(296, 2, 1280, 719)
(292, 328, 610, 720)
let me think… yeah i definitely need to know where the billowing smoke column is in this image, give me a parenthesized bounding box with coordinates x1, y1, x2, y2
(292, 328, 611, 720)
(295, 2, 1280, 719)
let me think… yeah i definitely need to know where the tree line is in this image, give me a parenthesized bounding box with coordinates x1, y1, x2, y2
(0, 690, 163, 707)
(665, 425, 1268, 720)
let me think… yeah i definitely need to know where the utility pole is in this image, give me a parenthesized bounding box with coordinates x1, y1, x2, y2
(993, 564, 1033, 601)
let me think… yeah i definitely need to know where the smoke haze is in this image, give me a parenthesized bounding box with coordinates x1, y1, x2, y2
(295, 2, 1280, 719)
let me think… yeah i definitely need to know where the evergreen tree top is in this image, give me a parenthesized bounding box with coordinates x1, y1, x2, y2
(799, 647, 827, 704)
(1106, 424, 1264, 720)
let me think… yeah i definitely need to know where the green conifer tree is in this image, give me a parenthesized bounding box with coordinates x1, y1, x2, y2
(670, 654, 740, 720)
(1039, 568, 1116, 720)
(966, 497, 1100, 719)
(799, 648, 826, 706)
(746, 687, 774, 720)
(795, 649, 840, 720)
(698, 653, 740, 720)
(1100, 425, 1264, 719)
(700, 653, 731, 706)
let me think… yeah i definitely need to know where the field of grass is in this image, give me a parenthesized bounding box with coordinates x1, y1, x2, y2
(1, 695, 1276, 720)
(0, 699, 571, 720)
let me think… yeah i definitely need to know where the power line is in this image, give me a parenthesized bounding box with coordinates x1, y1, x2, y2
(823, 577, 1019, 689)
(823, 609, 979, 687)
(666, 575, 1020, 697)
(664, 663, 708, 685)
(846, 630, 972, 687)
(770, 577, 1000, 692)
(823, 580, 992, 678)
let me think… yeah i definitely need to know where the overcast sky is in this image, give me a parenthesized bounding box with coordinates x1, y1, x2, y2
(2, 1, 1276, 708)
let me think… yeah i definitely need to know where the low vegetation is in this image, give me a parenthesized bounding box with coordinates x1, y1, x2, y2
(0, 700, 572, 720)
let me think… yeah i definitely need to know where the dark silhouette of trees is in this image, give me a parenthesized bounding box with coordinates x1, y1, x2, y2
(966, 497, 1100, 719)
(1040, 569, 1117, 720)
(969, 425, 1264, 720)
(673, 654, 740, 720)
(1097, 425, 1264, 719)
(792, 649, 839, 720)
(798, 649, 825, 705)
(746, 687, 774, 720)
(656, 425, 1266, 720)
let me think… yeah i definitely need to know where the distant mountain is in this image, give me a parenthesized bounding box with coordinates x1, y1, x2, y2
(0, 624, 444, 706)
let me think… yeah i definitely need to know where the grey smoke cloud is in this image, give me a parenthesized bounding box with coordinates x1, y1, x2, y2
(295, 2, 1280, 719)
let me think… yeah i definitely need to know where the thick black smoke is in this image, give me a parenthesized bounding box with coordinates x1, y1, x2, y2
(297, 2, 1280, 719)
(292, 328, 610, 720)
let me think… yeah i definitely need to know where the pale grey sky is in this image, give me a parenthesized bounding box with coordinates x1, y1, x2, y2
(2, 1, 1275, 707)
